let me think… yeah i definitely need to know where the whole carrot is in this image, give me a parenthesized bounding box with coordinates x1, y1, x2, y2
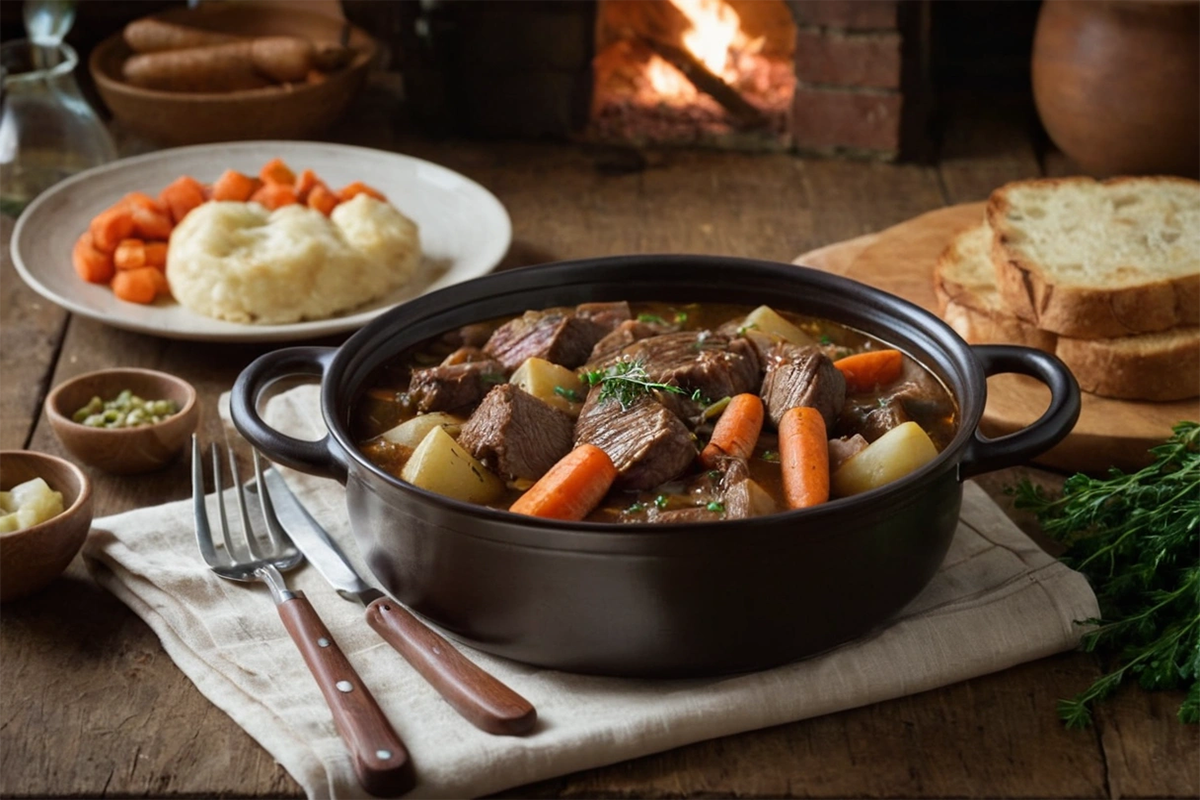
(699, 393, 764, 470)
(833, 349, 904, 392)
(778, 406, 830, 509)
(509, 444, 617, 521)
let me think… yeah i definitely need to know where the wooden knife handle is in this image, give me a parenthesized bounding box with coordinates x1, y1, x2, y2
(277, 595, 416, 797)
(365, 597, 537, 736)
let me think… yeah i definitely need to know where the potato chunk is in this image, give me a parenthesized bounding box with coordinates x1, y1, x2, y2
(0, 478, 65, 532)
(741, 305, 815, 346)
(400, 426, 503, 504)
(378, 412, 464, 449)
(831, 421, 938, 498)
(509, 357, 584, 415)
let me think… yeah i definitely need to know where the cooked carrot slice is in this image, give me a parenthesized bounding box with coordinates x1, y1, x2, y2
(306, 183, 339, 216)
(338, 181, 386, 202)
(293, 168, 319, 201)
(158, 175, 206, 225)
(72, 232, 115, 283)
(211, 169, 258, 202)
(113, 239, 146, 270)
(89, 206, 136, 253)
(259, 158, 295, 186)
(250, 182, 299, 210)
(111, 267, 164, 304)
(129, 205, 173, 240)
(143, 241, 168, 269)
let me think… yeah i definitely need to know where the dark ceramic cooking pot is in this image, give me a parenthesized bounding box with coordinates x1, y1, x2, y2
(232, 256, 1079, 677)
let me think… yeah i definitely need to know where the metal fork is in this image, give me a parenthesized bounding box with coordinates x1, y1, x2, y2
(191, 436, 415, 797)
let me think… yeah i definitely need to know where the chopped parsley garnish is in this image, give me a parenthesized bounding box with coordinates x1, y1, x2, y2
(819, 334, 833, 346)
(706, 470, 721, 480)
(554, 385, 581, 403)
(736, 323, 758, 336)
(654, 494, 669, 510)
(581, 358, 690, 410)
(637, 313, 668, 325)
(480, 372, 506, 385)
(674, 311, 688, 323)
(706, 501, 725, 513)
(626, 501, 645, 513)
(761, 450, 779, 462)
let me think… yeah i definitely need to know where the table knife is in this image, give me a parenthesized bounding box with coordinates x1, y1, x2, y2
(259, 467, 538, 736)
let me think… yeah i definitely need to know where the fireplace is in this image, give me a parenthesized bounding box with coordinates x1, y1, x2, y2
(396, 0, 928, 160)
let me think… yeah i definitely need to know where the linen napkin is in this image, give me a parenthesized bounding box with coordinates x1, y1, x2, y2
(82, 385, 1098, 800)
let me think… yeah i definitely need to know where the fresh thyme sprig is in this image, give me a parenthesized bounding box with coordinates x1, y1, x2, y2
(581, 359, 699, 409)
(1010, 421, 1200, 728)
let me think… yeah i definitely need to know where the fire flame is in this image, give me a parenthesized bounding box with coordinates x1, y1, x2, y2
(643, 0, 762, 103)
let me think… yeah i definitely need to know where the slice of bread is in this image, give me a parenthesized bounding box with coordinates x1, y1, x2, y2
(987, 176, 1200, 338)
(935, 221, 1200, 402)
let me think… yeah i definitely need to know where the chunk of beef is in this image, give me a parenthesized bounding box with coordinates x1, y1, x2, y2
(828, 434, 869, 471)
(409, 358, 505, 413)
(723, 477, 778, 520)
(838, 395, 912, 442)
(457, 384, 575, 481)
(574, 388, 696, 490)
(575, 301, 631, 331)
(760, 342, 845, 430)
(653, 507, 723, 525)
(483, 309, 610, 370)
(607, 331, 762, 402)
(587, 320, 668, 365)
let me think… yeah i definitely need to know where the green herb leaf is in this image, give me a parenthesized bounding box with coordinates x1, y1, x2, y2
(626, 501, 645, 513)
(654, 494, 669, 510)
(761, 450, 779, 462)
(706, 501, 725, 513)
(581, 358, 689, 410)
(637, 313, 668, 325)
(553, 385, 581, 403)
(1010, 421, 1200, 727)
(674, 311, 688, 323)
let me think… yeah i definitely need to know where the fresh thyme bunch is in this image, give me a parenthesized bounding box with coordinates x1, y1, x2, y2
(1011, 421, 1200, 728)
(582, 359, 700, 409)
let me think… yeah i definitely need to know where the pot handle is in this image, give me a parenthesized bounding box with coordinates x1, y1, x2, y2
(958, 344, 1081, 479)
(231, 347, 349, 483)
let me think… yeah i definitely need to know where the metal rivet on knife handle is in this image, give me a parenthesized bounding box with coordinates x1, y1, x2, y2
(366, 598, 538, 736)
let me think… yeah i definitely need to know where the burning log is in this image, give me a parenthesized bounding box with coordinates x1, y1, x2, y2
(636, 35, 770, 130)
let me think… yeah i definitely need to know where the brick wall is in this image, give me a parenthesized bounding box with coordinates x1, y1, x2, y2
(787, 0, 928, 159)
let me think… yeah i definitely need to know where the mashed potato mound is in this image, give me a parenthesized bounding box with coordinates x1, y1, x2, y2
(167, 195, 420, 324)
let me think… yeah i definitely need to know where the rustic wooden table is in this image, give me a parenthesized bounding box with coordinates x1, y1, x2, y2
(1, 87, 1196, 798)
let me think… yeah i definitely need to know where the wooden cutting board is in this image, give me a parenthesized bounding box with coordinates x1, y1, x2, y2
(796, 202, 1199, 473)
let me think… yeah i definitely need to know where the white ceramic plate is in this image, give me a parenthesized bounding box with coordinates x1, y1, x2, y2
(10, 141, 511, 342)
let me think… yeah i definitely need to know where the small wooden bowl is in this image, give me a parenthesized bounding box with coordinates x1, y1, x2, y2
(88, 3, 377, 146)
(45, 368, 200, 475)
(0, 451, 94, 603)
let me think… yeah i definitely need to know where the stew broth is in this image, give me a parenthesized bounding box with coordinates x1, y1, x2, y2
(352, 302, 958, 522)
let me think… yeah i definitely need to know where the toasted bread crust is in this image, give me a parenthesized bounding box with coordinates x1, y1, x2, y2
(934, 214, 1199, 401)
(986, 176, 1200, 338)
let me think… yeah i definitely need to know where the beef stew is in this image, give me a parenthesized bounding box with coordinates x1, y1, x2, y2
(353, 301, 958, 523)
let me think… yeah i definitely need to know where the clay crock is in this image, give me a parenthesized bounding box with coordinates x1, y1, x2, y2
(1032, 0, 1200, 177)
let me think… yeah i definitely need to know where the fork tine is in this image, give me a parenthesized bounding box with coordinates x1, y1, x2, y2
(209, 442, 244, 562)
(191, 435, 222, 568)
(251, 450, 292, 554)
(227, 446, 266, 562)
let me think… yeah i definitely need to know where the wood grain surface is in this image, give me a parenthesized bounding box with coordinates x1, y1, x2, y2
(796, 202, 1200, 473)
(1, 86, 1196, 799)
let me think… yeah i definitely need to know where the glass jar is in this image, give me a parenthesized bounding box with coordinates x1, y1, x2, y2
(0, 39, 117, 216)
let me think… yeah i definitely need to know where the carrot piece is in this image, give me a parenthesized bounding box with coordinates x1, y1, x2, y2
(250, 182, 299, 210)
(833, 349, 905, 392)
(293, 168, 319, 201)
(698, 393, 764, 470)
(129, 205, 173, 240)
(259, 158, 295, 186)
(158, 175, 207, 224)
(89, 206, 136, 253)
(72, 233, 115, 284)
(778, 406, 830, 510)
(211, 169, 258, 202)
(143, 241, 168, 269)
(338, 181, 387, 202)
(111, 267, 165, 304)
(113, 238, 146, 270)
(508, 444, 617, 521)
(121, 191, 168, 216)
(306, 183, 339, 216)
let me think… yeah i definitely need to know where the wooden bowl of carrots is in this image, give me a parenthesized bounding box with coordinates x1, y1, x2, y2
(88, 3, 376, 146)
